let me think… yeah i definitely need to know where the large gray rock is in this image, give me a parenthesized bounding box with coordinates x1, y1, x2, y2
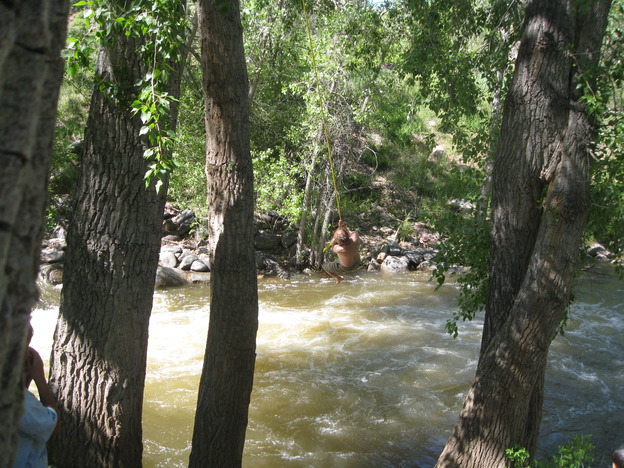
(190, 260, 209, 272)
(159, 251, 178, 268)
(172, 210, 195, 237)
(198, 253, 211, 270)
(254, 230, 282, 252)
(403, 248, 438, 269)
(155, 266, 187, 288)
(41, 246, 64, 264)
(179, 253, 199, 270)
(281, 231, 297, 249)
(382, 255, 410, 273)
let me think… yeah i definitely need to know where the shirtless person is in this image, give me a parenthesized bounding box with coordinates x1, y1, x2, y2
(322, 220, 361, 283)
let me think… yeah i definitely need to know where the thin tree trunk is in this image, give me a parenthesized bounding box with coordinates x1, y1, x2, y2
(188, 0, 258, 465)
(310, 163, 330, 269)
(0, 1, 69, 465)
(297, 118, 329, 269)
(296, 146, 318, 268)
(437, 1, 612, 466)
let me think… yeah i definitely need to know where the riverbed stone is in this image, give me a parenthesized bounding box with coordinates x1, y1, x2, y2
(382, 255, 410, 273)
(403, 248, 438, 269)
(155, 266, 187, 288)
(179, 253, 199, 270)
(254, 230, 282, 252)
(172, 210, 195, 237)
(184, 271, 211, 284)
(281, 231, 297, 249)
(159, 251, 178, 268)
(190, 260, 209, 272)
(198, 253, 211, 270)
(40, 263, 64, 284)
(40, 246, 64, 264)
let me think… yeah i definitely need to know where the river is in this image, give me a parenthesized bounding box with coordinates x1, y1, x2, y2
(31, 264, 623, 467)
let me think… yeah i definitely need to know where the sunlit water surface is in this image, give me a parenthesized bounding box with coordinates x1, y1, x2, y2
(32, 266, 623, 467)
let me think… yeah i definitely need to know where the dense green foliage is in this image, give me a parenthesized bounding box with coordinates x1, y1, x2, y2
(52, 0, 623, 299)
(586, 1, 624, 259)
(506, 435, 597, 468)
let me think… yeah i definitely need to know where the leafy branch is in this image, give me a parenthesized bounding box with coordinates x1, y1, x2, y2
(66, 0, 187, 192)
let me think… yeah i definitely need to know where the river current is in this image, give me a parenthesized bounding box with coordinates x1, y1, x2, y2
(32, 265, 623, 467)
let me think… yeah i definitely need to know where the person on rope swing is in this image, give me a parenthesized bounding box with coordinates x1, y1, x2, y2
(322, 220, 361, 284)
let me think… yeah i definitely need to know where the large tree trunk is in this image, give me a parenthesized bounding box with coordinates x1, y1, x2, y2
(47, 2, 186, 463)
(0, 1, 69, 466)
(188, 0, 258, 466)
(436, 1, 612, 467)
(48, 47, 166, 468)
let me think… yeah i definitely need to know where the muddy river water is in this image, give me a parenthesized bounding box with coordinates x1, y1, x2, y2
(32, 264, 623, 467)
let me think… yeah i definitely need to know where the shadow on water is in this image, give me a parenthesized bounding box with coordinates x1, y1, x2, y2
(32, 266, 623, 467)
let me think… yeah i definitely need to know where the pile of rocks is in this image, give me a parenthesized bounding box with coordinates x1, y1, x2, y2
(39, 205, 618, 289)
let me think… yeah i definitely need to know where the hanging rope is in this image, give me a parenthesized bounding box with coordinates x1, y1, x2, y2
(301, 0, 342, 223)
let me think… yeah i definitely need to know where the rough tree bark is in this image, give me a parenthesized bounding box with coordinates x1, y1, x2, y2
(0, 1, 69, 465)
(188, 0, 258, 466)
(47, 2, 185, 465)
(436, 1, 612, 467)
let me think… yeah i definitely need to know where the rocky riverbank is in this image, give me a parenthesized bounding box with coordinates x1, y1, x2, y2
(39, 205, 443, 288)
(39, 204, 618, 289)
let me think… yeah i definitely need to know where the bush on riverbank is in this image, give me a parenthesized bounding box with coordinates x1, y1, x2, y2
(506, 435, 600, 468)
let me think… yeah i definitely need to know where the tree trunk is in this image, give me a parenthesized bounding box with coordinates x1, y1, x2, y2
(47, 2, 186, 462)
(188, 0, 258, 466)
(436, 1, 612, 466)
(296, 146, 318, 268)
(0, 1, 69, 465)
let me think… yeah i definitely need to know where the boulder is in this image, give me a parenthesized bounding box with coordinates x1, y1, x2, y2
(403, 248, 438, 269)
(155, 267, 187, 289)
(587, 243, 612, 261)
(382, 255, 410, 273)
(41, 246, 64, 264)
(198, 253, 211, 270)
(254, 230, 282, 252)
(40, 263, 63, 285)
(281, 231, 298, 249)
(159, 251, 178, 268)
(179, 253, 199, 270)
(184, 271, 211, 284)
(172, 210, 195, 237)
(190, 260, 209, 272)
(256, 252, 289, 277)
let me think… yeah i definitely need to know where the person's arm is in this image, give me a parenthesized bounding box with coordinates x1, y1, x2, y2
(26, 347, 61, 435)
(333, 243, 348, 254)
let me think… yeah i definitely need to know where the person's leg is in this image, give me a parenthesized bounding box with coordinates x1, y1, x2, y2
(322, 260, 344, 283)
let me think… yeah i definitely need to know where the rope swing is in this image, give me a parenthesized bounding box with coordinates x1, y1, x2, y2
(301, 0, 342, 223)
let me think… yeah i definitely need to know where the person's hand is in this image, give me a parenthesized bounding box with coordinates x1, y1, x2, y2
(24, 347, 45, 388)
